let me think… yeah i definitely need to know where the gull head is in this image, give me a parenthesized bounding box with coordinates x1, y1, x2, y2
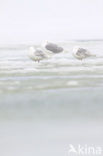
(29, 46, 35, 52)
(41, 40, 49, 48)
(28, 46, 35, 60)
(73, 46, 80, 54)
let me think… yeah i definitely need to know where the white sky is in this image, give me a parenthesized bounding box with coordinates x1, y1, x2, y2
(0, 0, 103, 44)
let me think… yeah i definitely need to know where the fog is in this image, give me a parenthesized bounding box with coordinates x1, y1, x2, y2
(0, 0, 103, 44)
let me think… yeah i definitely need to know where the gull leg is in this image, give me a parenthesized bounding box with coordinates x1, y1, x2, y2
(81, 59, 87, 67)
(81, 59, 85, 66)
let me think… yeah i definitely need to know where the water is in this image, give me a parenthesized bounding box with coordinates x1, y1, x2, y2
(0, 41, 103, 156)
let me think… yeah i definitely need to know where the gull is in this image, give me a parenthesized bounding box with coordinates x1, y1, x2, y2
(41, 41, 64, 55)
(73, 46, 96, 60)
(28, 46, 48, 62)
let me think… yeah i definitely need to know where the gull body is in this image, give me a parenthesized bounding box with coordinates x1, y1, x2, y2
(73, 46, 96, 60)
(41, 41, 64, 55)
(28, 47, 48, 62)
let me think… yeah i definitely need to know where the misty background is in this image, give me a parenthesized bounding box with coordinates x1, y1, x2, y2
(0, 0, 103, 44)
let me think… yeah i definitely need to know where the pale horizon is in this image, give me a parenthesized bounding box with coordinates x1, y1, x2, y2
(0, 0, 103, 44)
